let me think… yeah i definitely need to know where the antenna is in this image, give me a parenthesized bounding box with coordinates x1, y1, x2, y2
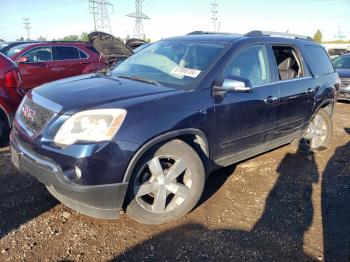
(127, 0, 150, 39)
(211, 0, 218, 32)
(89, 0, 113, 33)
(23, 17, 31, 40)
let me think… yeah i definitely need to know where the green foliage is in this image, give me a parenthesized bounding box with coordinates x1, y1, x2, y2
(80, 32, 89, 42)
(313, 30, 323, 43)
(60, 34, 80, 41)
(37, 35, 47, 41)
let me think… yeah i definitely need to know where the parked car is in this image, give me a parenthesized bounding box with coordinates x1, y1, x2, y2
(328, 48, 350, 60)
(333, 54, 350, 101)
(5, 41, 108, 90)
(0, 41, 39, 54)
(11, 31, 338, 224)
(0, 53, 23, 143)
(88, 31, 133, 67)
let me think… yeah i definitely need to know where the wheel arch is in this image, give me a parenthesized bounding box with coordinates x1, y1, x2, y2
(122, 128, 211, 183)
(314, 99, 335, 118)
(0, 104, 12, 128)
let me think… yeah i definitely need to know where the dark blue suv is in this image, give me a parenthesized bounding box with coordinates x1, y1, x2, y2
(10, 31, 339, 224)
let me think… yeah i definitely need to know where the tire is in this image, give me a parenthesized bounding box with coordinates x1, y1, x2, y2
(126, 139, 205, 224)
(0, 118, 10, 145)
(303, 108, 333, 151)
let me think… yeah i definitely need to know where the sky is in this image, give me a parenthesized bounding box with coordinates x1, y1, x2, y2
(0, 0, 349, 42)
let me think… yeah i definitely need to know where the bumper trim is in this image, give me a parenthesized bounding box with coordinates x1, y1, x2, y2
(10, 132, 128, 219)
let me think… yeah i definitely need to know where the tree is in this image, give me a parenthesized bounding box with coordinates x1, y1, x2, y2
(313, 30, 323, 43)
(80, 32, 89, 42)
(60, 34, 80, 41)
(37, 35, 47, 41)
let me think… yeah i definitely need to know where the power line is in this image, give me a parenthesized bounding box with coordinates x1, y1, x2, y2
(127, 0, 150, 39)
(89, 0, 113, 33)
(211, 0, 219, 32)
(22, 17, 31, 39)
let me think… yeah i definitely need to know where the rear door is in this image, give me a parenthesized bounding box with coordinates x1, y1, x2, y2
(213, 44, 280, 161)
(51, 46, 88, 80)
(16, 46, 55, 90)
(268, 44, 316, 138)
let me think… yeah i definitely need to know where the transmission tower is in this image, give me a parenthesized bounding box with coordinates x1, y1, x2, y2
(127, 0, 150, 39)
(211, 0, 218, 32)
(89, 0, 113, 33)
(22, 17, 31, 40)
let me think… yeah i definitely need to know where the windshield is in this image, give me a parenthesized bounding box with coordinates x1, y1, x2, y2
(5, 43, 31, 57)
(111, 40, 227, 90)
(333, 55, 350, 69)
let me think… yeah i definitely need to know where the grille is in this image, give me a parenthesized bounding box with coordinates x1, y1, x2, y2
(340, 78, 350, 88)
(19, 98, 55, 135)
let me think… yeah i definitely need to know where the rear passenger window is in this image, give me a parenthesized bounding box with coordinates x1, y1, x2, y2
(304, 45, 335, 76)
(272, 46, 304, 81)
(53, 46, 80, 60)
(224, 45, 271, 86)
(79, 50, 88, 59)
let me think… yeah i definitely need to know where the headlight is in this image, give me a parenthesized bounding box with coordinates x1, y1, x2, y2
(54, 109, 127, 146)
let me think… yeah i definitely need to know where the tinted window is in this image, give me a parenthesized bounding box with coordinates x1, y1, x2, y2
(53, 46, 80, 60)
(79, 50, 88, 59)
(333, 55, 350, 69)
(304, 45, 334, 76)
(22, 47, 52, 62)
(224, 45, 271, 86)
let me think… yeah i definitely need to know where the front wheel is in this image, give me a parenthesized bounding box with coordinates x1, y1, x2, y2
(126, 139, 205, 224)
(303, 108, 333, 150)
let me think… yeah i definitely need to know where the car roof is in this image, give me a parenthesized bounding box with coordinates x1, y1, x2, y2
(164, 31, 315, 45)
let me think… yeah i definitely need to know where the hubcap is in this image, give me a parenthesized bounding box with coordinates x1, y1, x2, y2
(134, 156, 192, 214)
(305, 113, 328, 149)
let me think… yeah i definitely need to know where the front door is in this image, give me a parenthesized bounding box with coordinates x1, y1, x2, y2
(17, 46, 55, 90)
(213, 44, 280, 162)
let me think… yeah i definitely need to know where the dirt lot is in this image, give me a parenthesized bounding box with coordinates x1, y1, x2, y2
(0, 102, 349, 261)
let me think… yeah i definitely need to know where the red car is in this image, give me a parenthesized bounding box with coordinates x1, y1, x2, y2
(0, 53, 23, 143)
(6, 41, 108, 90)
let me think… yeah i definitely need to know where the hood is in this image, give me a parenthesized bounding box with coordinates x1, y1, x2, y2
(88, 31, 133, 60)
(32, 74, 178, 112)
(126, 38, 148, 50)
(336, 68, 350, 78)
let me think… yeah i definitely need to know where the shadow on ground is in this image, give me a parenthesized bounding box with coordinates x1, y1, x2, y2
(0, 148, 58, 239)
(322, 128, 350, 261)
(114, 143, 322, 261)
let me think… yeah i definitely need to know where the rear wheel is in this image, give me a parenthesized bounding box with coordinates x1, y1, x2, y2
(0, 116, 10, 145)
(303, 108, 333, 150)
(126, 139, 205, 224)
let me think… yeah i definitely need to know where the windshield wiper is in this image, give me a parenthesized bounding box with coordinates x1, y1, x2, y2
(117, 75, 163, 86)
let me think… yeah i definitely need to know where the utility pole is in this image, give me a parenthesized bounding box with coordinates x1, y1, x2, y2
(337, 26, 345, 41)
(89, 0, 113, 33)
(127, 0, 150, 39)
(23, 17, 31, 40)
(211, 0, 218, 32)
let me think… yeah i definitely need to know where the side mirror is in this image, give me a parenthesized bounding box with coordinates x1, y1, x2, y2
(213, 75, 252, 93)
(17, 56, 28, 63)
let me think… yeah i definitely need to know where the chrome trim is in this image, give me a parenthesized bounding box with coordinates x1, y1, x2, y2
(31, 91, 62, 113)
(16, 45, 90, 63)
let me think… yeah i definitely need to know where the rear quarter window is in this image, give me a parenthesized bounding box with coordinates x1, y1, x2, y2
(304, 45, 334, 76)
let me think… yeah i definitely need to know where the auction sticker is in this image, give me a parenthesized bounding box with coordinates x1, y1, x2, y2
(171, 67, 201, 78)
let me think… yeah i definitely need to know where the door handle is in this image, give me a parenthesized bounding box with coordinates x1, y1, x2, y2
(264, 96, 278, 103)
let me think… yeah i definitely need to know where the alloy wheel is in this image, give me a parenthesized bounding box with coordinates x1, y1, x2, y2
(305, 113, 328, 149)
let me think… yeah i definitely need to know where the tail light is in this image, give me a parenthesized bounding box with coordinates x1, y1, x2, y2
(4, 69, 22, 88)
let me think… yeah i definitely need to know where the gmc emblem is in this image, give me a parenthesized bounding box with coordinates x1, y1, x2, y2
(22, 105, 36, 122)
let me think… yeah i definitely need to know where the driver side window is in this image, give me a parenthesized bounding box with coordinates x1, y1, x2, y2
(223, 45, 271, 86)
(22, 47, 52, 63)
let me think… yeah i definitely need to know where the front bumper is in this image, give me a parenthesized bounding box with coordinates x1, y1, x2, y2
(10, 132, 129, 219)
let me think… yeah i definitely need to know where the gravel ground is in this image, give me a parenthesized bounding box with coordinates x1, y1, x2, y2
(0, 102, 349, 261)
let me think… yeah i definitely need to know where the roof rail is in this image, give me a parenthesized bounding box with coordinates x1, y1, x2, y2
(187, 31, 230, 35)
(244, 30, 314, 41)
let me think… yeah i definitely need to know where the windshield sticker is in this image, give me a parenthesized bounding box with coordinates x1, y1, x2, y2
(171, 67, 201, 78)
